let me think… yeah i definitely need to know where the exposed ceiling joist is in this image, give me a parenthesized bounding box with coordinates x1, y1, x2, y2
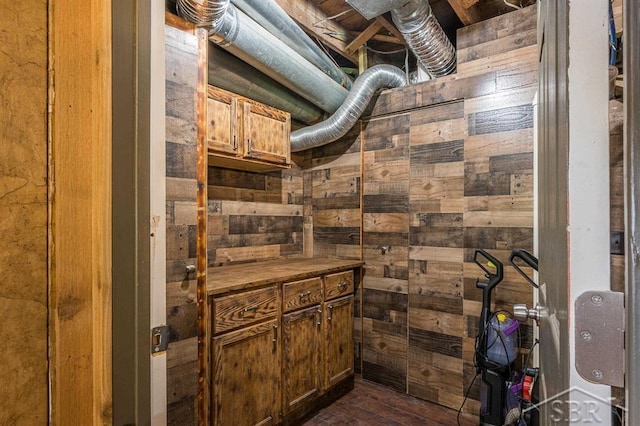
(273, 0, 359, 65)
(375, 16, 405, 45)
(345, 20, 384, 55)
(347, 31, 404, 45)
(445, 0, 480, 25)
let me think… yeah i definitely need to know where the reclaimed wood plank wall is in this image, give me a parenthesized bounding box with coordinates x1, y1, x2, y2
(308, 126, 364, 371)
(406, 99, 466, 408)
(165, 23, 199, 425)
(318, 5, 538, 416)
(459, 8, 536, 413)
(206, 164, 305, 266)
(360, 112, 411, 391)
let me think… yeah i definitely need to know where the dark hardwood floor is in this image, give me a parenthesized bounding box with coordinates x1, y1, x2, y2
(303, 378, 477, 425)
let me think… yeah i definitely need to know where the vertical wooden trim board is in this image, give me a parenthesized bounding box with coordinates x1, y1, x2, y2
(49, 0, 113, 423)
(196, 28, 209, 426)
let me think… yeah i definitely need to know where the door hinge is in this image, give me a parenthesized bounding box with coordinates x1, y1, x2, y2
(151, 325, 170, 354)
(575, 291, 625, 387)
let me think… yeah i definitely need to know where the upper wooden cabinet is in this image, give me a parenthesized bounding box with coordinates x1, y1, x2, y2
(207, 88, 237, 155)
(207, 85, 291, 172)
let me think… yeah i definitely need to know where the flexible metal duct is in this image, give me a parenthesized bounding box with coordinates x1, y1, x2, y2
(290, 65, 407, 152)
(176, 0, 228, 27)
(208, 44, 325, 124)
(391, 0, 456, 76)
(230, 0, 352, 90)
(176, 0, 349, 113)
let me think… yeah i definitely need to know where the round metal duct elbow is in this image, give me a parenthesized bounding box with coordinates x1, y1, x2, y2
(176, 0, 230, 28)
(391, 0, 456, 76)
(290, 65, 407, 152)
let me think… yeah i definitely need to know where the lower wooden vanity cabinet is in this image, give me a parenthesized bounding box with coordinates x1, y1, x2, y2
(212, 319, 281, 426)
(207, 258, 362, 426)
(323, 294, 354, 389)
(210, 285, 280, 426)
(281, 276, 323, 419)
(212, 285, 278, 334)
(282, 304, 322, 417)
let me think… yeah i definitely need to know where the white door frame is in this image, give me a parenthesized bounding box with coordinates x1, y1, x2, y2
(149, 1, 168, 424)
(537, 0, 612, 424)
(112, 1, 167, 424)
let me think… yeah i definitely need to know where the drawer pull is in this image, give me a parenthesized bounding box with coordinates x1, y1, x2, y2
(337, 281, 348, 291)
(241, 306, 258, 316)
(327, 304, 333, 321)
(299, 290, 312, 300)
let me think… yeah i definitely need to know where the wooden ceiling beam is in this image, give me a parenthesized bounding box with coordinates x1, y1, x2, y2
(345, 20, 383, 55)
(462, 0, 480, 7)
(347, 31, 404, 45)
(445, 0, 478, 25)
(375, 15, 406, 45)
(273, 0, 359, 65)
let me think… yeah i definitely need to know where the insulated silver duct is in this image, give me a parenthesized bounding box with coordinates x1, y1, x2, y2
(176, 0, 349, 113)
(391, 0, 456, 76)
(290, 65, 407, 152)
(230, 0, 352, 90)
(208, 44, 325, 124)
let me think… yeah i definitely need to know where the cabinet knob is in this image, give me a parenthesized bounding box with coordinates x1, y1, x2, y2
(337, 281, 348, 291)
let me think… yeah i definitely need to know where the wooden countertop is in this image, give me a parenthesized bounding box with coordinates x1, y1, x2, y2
(207, 257, 363, 296)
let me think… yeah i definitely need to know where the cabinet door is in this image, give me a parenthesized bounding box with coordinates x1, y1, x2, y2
(212, 319, 280, 426)
(240, 100, 290, 165)
(324, 295, 354, 389)
(207, 86, 238, 155)
(282, 305, 322, 415)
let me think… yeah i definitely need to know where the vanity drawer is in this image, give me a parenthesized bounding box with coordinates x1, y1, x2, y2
(282, 277, 323, 313)
(212, 285, 278, 334)
(324, 270, 354, 300)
